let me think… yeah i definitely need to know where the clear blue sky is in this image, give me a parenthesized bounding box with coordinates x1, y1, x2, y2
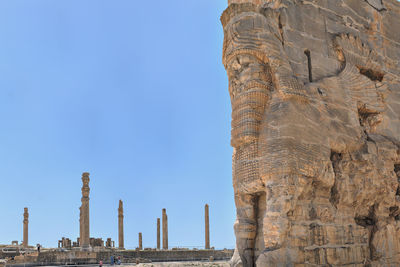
(0, 1, 233, 249)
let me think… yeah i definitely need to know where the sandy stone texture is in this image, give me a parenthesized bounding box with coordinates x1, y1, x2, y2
(221, 0, 400, 266)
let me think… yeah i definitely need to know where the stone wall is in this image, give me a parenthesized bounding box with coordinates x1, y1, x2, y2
(4, 250, 233, 266)
(221, 0, 400, 266)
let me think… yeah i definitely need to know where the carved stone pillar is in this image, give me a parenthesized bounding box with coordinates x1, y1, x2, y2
(205, 204, 210, 249)
(118, 200, 124, 249)
(23, 208, 29, 248)
(80, 172, 90, 248)
(157, 218, 160, 249)
(79, 206, 82, 246)
(138, 232, 142, 250)
(162, 209, 168, 250)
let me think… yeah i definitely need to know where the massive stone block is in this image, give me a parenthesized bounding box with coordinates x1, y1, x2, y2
(221, 0, 400, 266)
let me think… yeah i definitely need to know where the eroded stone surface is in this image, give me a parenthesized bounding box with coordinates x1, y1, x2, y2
(221, 0, 400, 266)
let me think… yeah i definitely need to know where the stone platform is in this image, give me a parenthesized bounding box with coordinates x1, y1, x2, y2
(135, 262, 229, 267)
(3, 249, 233, 267)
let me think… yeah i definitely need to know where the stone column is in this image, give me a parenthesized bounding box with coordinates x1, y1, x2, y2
(138, 232, 142, 250)
(166, 215, 168, 248)
(80, 172, 90, 248)
(79, 206, 82, 246)
(118, 200, 124, 249)
(23, 208, 29, 248)
(205, 204, 210, 249)
(157, 218, 160, 249)
(162, 209, 168, 250)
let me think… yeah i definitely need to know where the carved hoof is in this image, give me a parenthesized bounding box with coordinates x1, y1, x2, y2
(230, 248, 243, 267)
(256, 248, 297, 267)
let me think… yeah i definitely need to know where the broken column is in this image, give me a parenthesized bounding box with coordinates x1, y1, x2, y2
(118, 200, 124, 249)
(23, 207, 28, 248)
(162, 209, 168, 250)
(80, 172, 90, 248)
(157, 218, 160, 249)
(106, 238, 112, 248)
(138, 232, 142, 250)
(205, 204, 210, 249)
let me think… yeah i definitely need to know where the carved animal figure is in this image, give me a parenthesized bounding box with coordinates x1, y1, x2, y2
(221, 0, 400, 266)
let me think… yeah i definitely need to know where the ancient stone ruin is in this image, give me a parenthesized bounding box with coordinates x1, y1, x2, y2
(2, 170, 228, 266)
(205, 204, 210, 250)
(221, 0, 400, 266)
(162, 208, 169, 250)
(80, 172, 91, 249)
(138, 233, 143, 250)
(22, 208, 28, 248)
(157, 218, 161, 250)
(118, 200, 124, 249)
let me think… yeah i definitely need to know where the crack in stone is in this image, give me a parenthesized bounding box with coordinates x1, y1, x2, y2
(305, 50, 313, 83)
(329, 151, 342, 209)
(278, 14, 284, 47)
(365, 0, 387, 11)
(355, 205, 379, 261)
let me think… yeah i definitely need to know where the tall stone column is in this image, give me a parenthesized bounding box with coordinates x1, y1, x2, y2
(205, 204, 210, 249)
(80, 172, 90, 248)
(118, 200, 124, 249)
(166, 215, 168, 248)
(79, 206, 82, 246)
(23, 208, 29, 248)
(157, 218, 160, 249)
(138, 232, 142, 250)
(162, 209, 168, 250)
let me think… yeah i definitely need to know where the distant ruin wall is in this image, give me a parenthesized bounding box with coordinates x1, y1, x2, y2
(221, 0, 400, 266)
(4, 250, 234, 266)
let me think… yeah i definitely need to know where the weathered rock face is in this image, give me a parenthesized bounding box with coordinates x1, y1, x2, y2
(221, 0, 400, 266)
